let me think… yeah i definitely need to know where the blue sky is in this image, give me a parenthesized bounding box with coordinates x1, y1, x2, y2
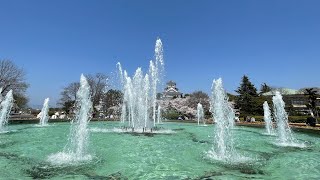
(0, 0, 319, 107)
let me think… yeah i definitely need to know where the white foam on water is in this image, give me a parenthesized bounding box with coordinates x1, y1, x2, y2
(47, 152, 92, 166)
(90, 127, 175, 134)
(206, 149, 252, 164)
(274, 141, 307, 148)
(34, 124, 50, 128)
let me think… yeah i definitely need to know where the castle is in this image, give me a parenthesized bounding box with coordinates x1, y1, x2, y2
(162, 81, 183, 99)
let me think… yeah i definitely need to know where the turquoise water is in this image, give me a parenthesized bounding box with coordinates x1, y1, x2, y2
(0, 122, 319, 179)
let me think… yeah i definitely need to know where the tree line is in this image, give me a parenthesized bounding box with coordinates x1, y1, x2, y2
(235, 75, 318, 118)
(162, 75, 319, 120)
(0, 59, 124, 115)
(58, 73, 123, 115)
(59, 74, 319, 119)
(1, 59, 317, 119)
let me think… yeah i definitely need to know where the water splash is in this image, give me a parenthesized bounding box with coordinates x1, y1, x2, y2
(118, 38, 165, 132)
(207, 78, 246, 163)
(153, 38, 165, 125)
(197, 103, 205, 126)
(90, 127, 175, 134)
(272, 91, 305, 147)
(48, 74, 93, 165)
(144, 74, 150, 128)
(39, 98, 50, 126)
(0, 90, 14, 132)
(157, 105, 162, 124)
(263, 101, 275, 135)
(155, 38, 164, 67)
(149, 60, 157, 126)
(117, 67, 152, 130)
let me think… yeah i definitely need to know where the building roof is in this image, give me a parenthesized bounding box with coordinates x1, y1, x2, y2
(166, 87, 178, 92)
(262, 88, 304, 96)
(263, 87, 320, 96)
(162, 80, 183, 98)
(166, 80, 176, 86)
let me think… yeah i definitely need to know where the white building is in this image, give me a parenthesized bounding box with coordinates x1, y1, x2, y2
(162, 81, 183, 99)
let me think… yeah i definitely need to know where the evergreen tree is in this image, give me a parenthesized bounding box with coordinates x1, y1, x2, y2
(235, 75, 258, 116)
(260, 83, 272, 94)
(235, 75, 258, 96)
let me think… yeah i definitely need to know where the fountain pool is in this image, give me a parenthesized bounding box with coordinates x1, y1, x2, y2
(0, 122, 319, 179)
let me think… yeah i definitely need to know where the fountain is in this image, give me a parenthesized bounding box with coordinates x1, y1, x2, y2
(263, 101, 274, 135)
(39, 98, 50, 126)
(117, 68, 151, 130)
(3, 118, 320, 179)
(117, 38, 164, 132)
(197, 103, 205, 126)
(48, 74, 93, 165)
(272, 91, 304, 147)
(1, 82, 320, 179)
(0, 90, 14, 132)
(157, 105, 162, 124)
(151, 38, 164, 126)
(207, 78, 244, 162)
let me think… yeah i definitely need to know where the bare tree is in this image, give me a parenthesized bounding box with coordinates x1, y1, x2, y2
(59, 73, 108, 113)
(59, 82, 80, 103)
(58, 82, 80, 113)
(86, 73, 108, 109)
(0, 60, 29, 108)
(104, 89, 123, 108)
(188, 91, 210, 110)
(102, 89, 123, 115)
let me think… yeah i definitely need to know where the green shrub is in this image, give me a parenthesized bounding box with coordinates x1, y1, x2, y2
(288, 116, 308, 123)
(252, 116, 264, 122)
(163, 111, 180, 120)
(48, 111, 55, 116)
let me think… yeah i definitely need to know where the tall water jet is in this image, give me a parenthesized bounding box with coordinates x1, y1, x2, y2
(143, 74, 150, 128)
(263, 101, 274, 135)
(157, 105, 162, 124)
(149, 60, 157, 126)
(0, 90, 14, 132)
(117, 63, 127, 124)
(0, 87, 3, 102)
(150, 38, 165, 126)
(197, 103, 205, 126)
(48, 74, 93, 165)
(39, 98, 50, 126)
(272, 91, 303, 147)
(117, 38, 165, 132)
(120, 103, 126, 123)
(118, 67, 152, 130)
(207, 78, 239, 162)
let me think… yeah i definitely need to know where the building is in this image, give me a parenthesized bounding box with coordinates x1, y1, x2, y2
(262, 88, 320, 115)
(162, 81, 183, 99)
